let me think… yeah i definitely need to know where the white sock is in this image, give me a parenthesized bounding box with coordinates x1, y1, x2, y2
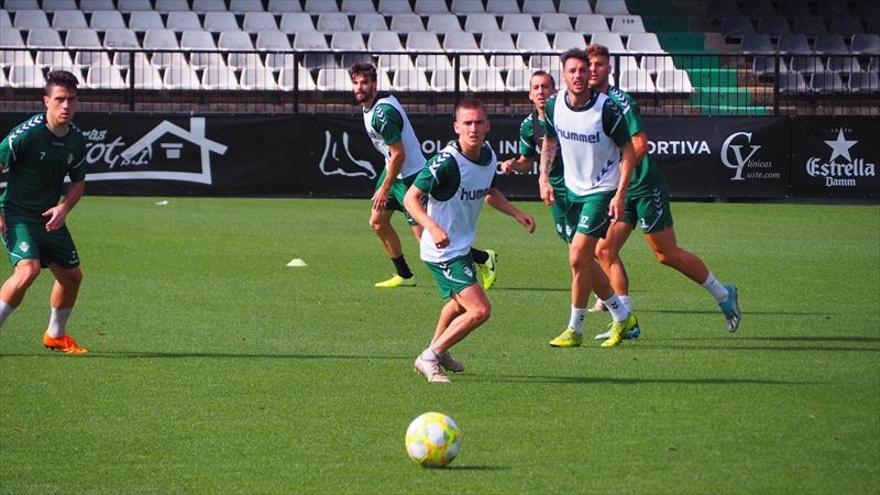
(420, 347, 439, 362)
(0, 300, 16, 328)
(702, 272, 728, 303)
(603, 294, 631, 322)
(46, 307, 73, 338)
(619, 295, 632, 312)
(568, 306, 587, 334)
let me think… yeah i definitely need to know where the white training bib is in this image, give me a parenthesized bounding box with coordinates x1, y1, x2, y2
(363, 94, 426, 179)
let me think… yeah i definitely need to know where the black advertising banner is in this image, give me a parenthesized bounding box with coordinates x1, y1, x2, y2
(789, 118, 879, 198)
(0, 111, 873, 200)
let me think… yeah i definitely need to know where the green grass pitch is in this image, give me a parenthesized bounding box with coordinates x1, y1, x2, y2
(1, 197, 878, 494)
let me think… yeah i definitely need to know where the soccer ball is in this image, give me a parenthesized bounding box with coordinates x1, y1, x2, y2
(405, 412, 462, 467)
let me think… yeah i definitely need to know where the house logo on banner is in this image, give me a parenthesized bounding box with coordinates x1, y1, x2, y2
(806, 128, 876, 188)
(720, 132, 778, 181)
(81, 117, 227, 185)
(318, 130, 377, 179)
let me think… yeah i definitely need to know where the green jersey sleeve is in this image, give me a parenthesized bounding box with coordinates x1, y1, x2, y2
(541, 95, 558, 139)
(0, 123, 27, 172)
(413, 151, 460, 201)
(372, 103, 404, 146)
(518, 116, 538, 158)
(602, 98, 630, 147)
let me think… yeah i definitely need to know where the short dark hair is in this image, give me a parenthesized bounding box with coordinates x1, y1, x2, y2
(530, 70, 556, 88)
(560, 48, 588, 67)
(45, 70, 78, 96)
(586, 43, 610, 61)
(454, 97, 486, 119)
(349, 62, 377, 83)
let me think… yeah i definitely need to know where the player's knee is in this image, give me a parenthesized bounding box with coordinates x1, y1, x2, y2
(569, 250, 590, 271)
(472, 302, 491, 324)
(12, 264, 40, 288)
(62, 269, 83, 288)
(653, 248, 675, 267)
(368, 216, 385, 233)
(595, 244, 617, 265)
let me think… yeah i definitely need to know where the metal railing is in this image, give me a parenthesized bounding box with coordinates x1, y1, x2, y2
(1, 48, 877, 115)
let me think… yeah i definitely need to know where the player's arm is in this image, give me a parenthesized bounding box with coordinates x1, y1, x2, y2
(485, 187, 536, 233)
(372, 104, 406, 211)
(0, 127, 26, 235)
(403, 160, 450, 249)
(500, 155, 532, 174)
(537, 102, 558, 206)
(43, 179, 85, 232)
(603, 99, 634, 223)
(630, 132, 648, 163)
(501, 118, 539, 174)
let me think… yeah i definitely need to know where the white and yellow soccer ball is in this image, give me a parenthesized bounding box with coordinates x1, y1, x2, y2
(405, 412, 462, 467)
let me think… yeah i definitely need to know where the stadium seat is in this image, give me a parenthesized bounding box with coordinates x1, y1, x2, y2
(489, 53, 526, 70)
(268, 0, 303, 13)
(240, 67, 279, 90)
(155, 0, 191, 12)
(305, 0, 340, 13)
(293, 31, 328, 50)
(406, 32, 441, 52)
(80, 0, 115, 11)
(468, 68, 505, 92)
(103, 28, 140, 50)
(818, 1, 851, 17)
(390, 14, 425, 32)
(465, 14, 501, 32)
(655, 69, 693, 93)
(330, 32, 366, 51)
(742, 0, 774, 19)
(339, 52, 372, 68)
(35, 50, 75, 70)
(502, 14, 537, 32)
(741, 33, 774, 54)
(559, 0, 592, 15)
(792, 16, 827, 35)
(317, 13, 352, 32)
(756, 16, 790, 36)
(167, 12, 203, 30)
(777, 34, 812, 53)
(504, 68, 531, 90)
(144, 29, 182, 69)
(790, 55, 825, 73)
(392, 68, 430, 91)
(528, 54, 561, 73)
(827, 16, 863, 37)
(753, 55, 789, 76)
(427, 14, 462, 32)
(65, 28, 101, 49)
(0, 27, 25, 48)
(595, 0, 629, 15)
(74, 49, 111, 70)
(243, 13, 279, 32)
(611, 15, 646, 34)
(553, 32, 587, 50)
(612, 55, 640, 72)
(281, 13, 316, 33)
(849, 72, 879, 92)
(458, 53, 490, 71)
(522, 0, 556, 14)
(721, 14, 755, 37)
(377, 53, 415, 71)
(641, 54, 678, 75)
(340, 0, 376, 13)
(0, 10, 11, 28)
(442, 32, 479, 52)
(26, 28, 63, 48)
(229, 0, 265, 13)
(777, 0, 811, 16)
(575, 15, 610, 33)
(591, 32, 625, 52)
(278, 64, 317, 91)
(450, 0, 485, 14)
(778, 71, 808, 92)
(430, 68, 468, 91)
(850, 34, 880, 54)
(204, 12, 241, 32)
(52, 10, 88, 30)
(192, 0, 228, 13)
(86, 65, 126, 89)
(219, 30, 259, 70)
(378, 0, 413, 14)
(618, 69, 655, 92)
(117, 0, 154, 12)
(867, 57, 879, 73)
(258, 30, 292, 72)
(415, 53, 453, 71)
(90, 10, 127, 30)
(202, 66, 240, 90)
(129, 11, 165, 31)
(414, 0, 449, 15)
(0, 70, 7, 88)
(813, 34, 848, 54)
(627, 33, 664, 53)
(516, 32, 552, 52)
(180, 30, 218, 69)
(826, 56, 863, 74)
(368, 31, 405, 52)
(0, 49, 30, 72)
(480, 32, 516, 52)
(163, 64, 201, 90)
(8, 63, 46, 88)
(3, 0, 39, 10)
(539, 14, 574, 32)
(317, 68, 357, 91)
(486, 0, 521, 14)
(13, 10, 49, 29)
(810, 71, 845, 92)
(354, 13, 388, 32)
(302, 52, 339, 71)
(43, 0, 78, 9)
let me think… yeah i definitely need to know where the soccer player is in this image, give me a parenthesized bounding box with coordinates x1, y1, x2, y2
(350, 63, 498, 289)
(585, 44, 740, 338)
(500, 71, 577, 244)
(539, 48, 640, 349)
(404, 99, 535, 383)
(0, 70, 88, 354)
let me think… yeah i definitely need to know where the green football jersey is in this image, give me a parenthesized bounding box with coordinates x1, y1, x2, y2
(604, 86, 668, 198)
(0, 113, 87, 218)
(518, 111, 565, 187)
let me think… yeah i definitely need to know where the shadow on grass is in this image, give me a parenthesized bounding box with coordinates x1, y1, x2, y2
(666, 336, 880, 343)
(637, 343, 880, 353)
(492, 286, 570, 293)
(465, 374, 818, 386)
(640, 309, 839, 316)
(440, 465, 510, 471)
(0, 351, 410, 361)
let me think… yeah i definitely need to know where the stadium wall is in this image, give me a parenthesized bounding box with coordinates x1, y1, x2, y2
(0, 112, 877, 200)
